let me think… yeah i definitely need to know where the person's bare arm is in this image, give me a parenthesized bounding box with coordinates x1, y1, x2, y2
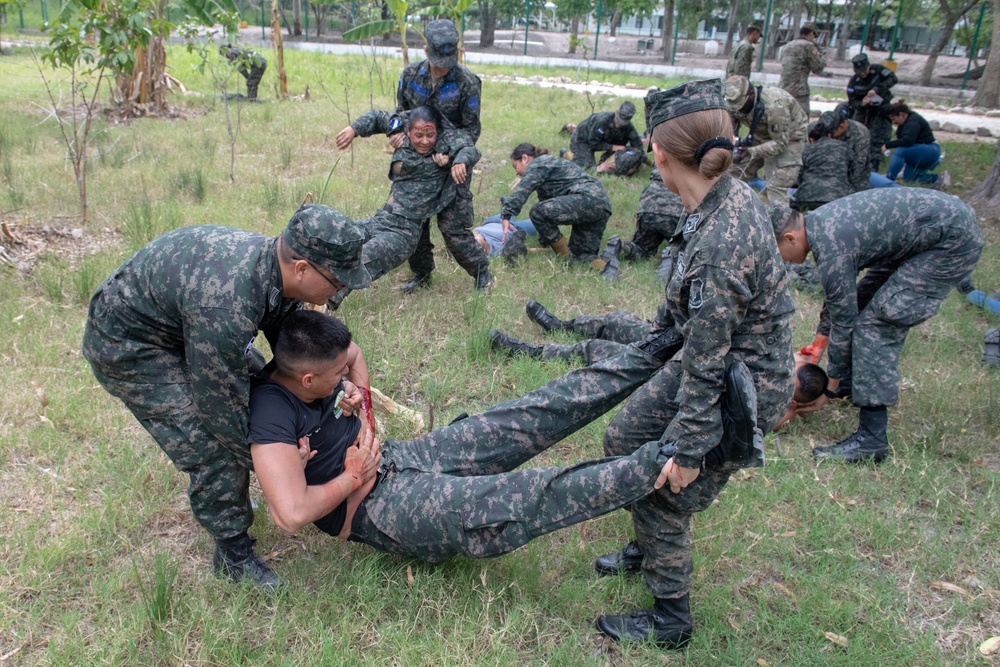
(344, 342, 370, 389)
(251, 427, 381, 534)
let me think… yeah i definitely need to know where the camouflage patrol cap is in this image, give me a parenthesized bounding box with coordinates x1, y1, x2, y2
(852, 53, 870, 69)
(747, 24, 762, 34)
(801, 22, 819, 35)
(425, 20, 460, 69)
(282, 204, 371, 290)
(818, 110, 841, 133)
(616, 101, 636, 122)
(767, 202, 796, 236)
(723, 75, 752, 113)
(834, 101, 851, 119)
(645, 80, 728, 152)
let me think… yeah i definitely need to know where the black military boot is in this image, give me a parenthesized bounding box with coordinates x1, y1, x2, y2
(213, 533, 283, 591)
(598, 236, 623, 283)
(400, 273, 432, 295)
(596, 595, 693, 649)
(525, 300, 575, 334)
(812, 406, 889, 464)
(594, 540, 643, 576)
(489, 330, 543, 358)
(475, 268, 496, 292)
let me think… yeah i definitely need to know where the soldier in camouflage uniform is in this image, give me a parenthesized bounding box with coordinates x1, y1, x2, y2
(333, 106, 480, 306)
(389, 20, 492, 293)
(779, 23, 826, 116)
(501, 144, 612, 266)
(250, 311, 760, 569)
(846, 53, 898, 173)
(725, 75, 808, 205)
(771, 189, 983, 463)
(594, 80, 795, 650)
(793, 111, 853, 211)
(568, 101, 645, 176)
(725, 25, 760, 80)
(82, 205, 372, 590)
(831, 101, 871, 193)
(220, 45, 267, 100)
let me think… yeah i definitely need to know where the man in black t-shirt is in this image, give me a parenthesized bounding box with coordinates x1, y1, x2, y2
(249, 311, 758, 570)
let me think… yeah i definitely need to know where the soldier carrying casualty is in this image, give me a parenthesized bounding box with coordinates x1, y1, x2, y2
(770, 190, 983, 464)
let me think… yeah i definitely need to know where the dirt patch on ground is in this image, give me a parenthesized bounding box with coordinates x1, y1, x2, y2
(0, 216, 122, 273)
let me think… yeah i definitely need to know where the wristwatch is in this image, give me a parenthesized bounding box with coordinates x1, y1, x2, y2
(823, 389, 838, 399)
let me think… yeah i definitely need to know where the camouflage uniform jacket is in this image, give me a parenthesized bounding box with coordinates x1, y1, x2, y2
(396, 60, 482, 147)
(795, 136, 852, 205)
(805, 189, 982, 380)
(779, 38, 825, 99)
(726, 39, 755, 80)
(637, 169, 685, 221)
(500, 154, 612, 220)
(841, 119, 871, 193)
(351, 109, 480, 220)
(846, 65, 897, 128)
(663, 175, 794, 468)
(732, 86, 808, 166)
(573, 111, 643, 153)
(83, 227, 300, 455)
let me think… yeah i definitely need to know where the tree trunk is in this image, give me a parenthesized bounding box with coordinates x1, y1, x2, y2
(610, 10, 621, 37)
(836, 0, 858, 61)
(293, 0, 302, 36)
(765, 10, 781, 58)
(479, 0, 497, 47)
(968, 139, 1000, 221)
(569, 16, 579, 54)
(272, 0, 288, 98)
(661, 0, 675, 62)
(724, 0, 739, 55)
(921, 0, 979, 85)
(972, 0, 1000, 108)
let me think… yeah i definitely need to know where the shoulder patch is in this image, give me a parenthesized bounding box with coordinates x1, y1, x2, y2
(683, 213, 701, 234)
(688, 278, 704, 310)
(467, 95, 479, 110)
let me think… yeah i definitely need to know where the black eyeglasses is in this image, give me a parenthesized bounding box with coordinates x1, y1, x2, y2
(302, 258, 343, 291)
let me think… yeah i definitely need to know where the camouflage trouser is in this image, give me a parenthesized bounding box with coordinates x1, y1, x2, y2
(569, 133, 598, 170)
(822, 234, 983, 407)
(358, 208, 423, 282)
(761, 142, 804, 206)
(573, 311, 653, 344)
(625, 213, 674, 260)
(240, 62, 266, 100)
(868, 117, 893, 173)
(793, 94, 810, 117)
(84, 371, 253, 541)
(407, 182, 490, 282)
(599, 149, 644, 177)
(530, 195, 611, 261)
(353, 344, 670, 562)
(602, 343, 793, 599)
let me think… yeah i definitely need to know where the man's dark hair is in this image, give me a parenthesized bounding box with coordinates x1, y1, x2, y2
(407, 105, 441, 131)
(808, 121, 830, 142)
(795, 363, 828, 403)
(273, 310, 352, 376)
(747, 26, 761, 35)
(799, 25, 816, 37)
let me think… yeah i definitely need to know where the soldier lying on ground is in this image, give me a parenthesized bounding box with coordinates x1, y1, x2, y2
(333, 106, 480, 306)
(770, 189, 983, 463)
(491, 302, 824, 431)
(248, 310, 759, 573)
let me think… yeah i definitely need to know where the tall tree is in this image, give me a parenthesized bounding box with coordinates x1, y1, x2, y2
(661, 0, 674, 61)
(556, 0, 593, 54)
(724, 0, 739, 55)
(968, 139, 1000, 220)
(972, 0, 1000, 107)
(920, 0, 980, 84)
(478, 0, 498, 46)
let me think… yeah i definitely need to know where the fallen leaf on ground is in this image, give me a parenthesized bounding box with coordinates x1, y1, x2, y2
(774, 582, 797, 602)
(31, 381, 49, 410)
(757, 659, 768, 666)
(824, 632, 848, 647)
(406, 565, 414, 586)
(930, 581, 968, 596)
(980, 636, 1000, 655)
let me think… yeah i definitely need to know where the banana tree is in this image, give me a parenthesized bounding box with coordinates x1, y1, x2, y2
(342, 0, 418, 64)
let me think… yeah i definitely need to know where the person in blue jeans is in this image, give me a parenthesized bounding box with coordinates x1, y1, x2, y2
(884, 103, 949, 187)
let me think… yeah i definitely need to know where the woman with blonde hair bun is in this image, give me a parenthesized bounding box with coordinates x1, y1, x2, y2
(594, 79, 795, 650)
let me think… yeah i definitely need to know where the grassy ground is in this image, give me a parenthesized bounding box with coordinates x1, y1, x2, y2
(0, 45, 998, 666)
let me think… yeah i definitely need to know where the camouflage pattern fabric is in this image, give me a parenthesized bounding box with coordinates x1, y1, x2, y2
(846, 64, 898, 172)
(569, 111, 643, 171)
(805, 189, 984, 406)
(395, 60, 489, 280)
(793, 136, 853, 210)
(603, 175, 795, 599)
(222, 46, 267, 100)
(725, 39, 755, 80)
(537, 302, 676, 363)
(840, 119, 872, 193)
(626, 170, 686, 259)
(779, 38, 825, 115)
(731, 86, 808, 204)
(500, 155, 612, 260)
(356, 207, 423, 282)
(82, 228, 301, 539)
(352, 345, 670, 562)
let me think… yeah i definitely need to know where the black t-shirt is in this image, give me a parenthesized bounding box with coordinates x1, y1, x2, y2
(248, 372, 362, 536)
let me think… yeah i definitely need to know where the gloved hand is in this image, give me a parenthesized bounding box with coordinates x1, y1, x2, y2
(799, 334, 829, 364)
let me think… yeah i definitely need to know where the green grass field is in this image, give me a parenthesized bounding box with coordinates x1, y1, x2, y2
(0, 44, 998, 666)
